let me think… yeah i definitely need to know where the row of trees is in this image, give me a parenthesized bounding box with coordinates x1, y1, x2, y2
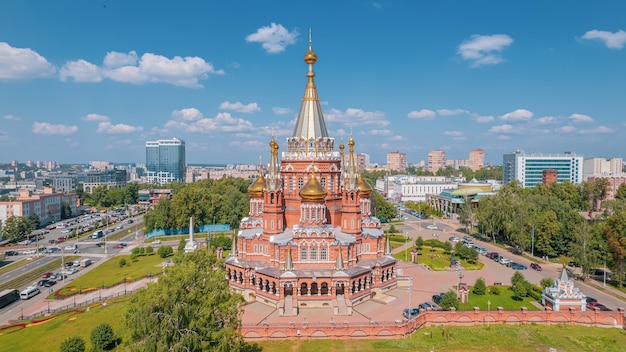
(77, 183, 140, 209)
(143, 178, 251, 232)
(0, 214, 39, 243)
(464, 179, 626, 287)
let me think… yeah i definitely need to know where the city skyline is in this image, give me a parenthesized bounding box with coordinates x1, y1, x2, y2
(1, 1, 625, 165)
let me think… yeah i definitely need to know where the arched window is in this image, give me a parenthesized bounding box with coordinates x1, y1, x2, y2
(300, 247, 307, 261)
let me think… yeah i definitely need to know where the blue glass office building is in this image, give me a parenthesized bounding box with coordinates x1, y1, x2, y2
(503, 150, 583, 188)
(145, 138, 186, 184)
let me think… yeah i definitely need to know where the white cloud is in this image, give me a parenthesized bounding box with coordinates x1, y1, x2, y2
(3, 114, 21, 121)
(272, 107, 292, 115)
(500, 109, 533, 122)
(581, 30, 626, 49)
(473, 115, 494, 123)
(172, 108, 203, 121)
(32, 122, 78, 135)
(59, 59, 102, 82)
(437, 109, 468, 116)
(103, 51, 138, 67)
(457, 34, 513, 67)
(391, 135, 406, 141)
(407, 109, 436, 119)
(497, 135, 511, 140)
(369, 129, 393, 136)
(569, 113, 594, 123)
(246, 23, 299, 54)
(443, 131, 464, 137)
(165, 112, 254, 133)
(219, 101, 261, 113)
(555, 126, 577, 134)
(579, 126, 613, 134)
(536, 116, 556, 124)
(0, 42, 56, 80)
(96, 121, 143, 134)
(489, 124, 516, 133)
(325, 108, 389, 126)
(82, 113, 110, 122)
(61, 51, 224, 88)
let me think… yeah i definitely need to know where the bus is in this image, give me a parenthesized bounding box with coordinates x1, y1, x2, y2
(19, 286, 40, 300)
(0, 289, 19, 308)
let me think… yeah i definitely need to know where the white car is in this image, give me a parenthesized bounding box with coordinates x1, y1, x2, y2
(151, 240, 161, 245)
(499, 257, 512, 265)
(427, 225, 438, 230)
(22, 249, 38, 255)
(64, 244, 77, 251)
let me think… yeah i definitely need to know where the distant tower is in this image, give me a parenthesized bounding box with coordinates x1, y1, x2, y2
(145, 138, 186, 184)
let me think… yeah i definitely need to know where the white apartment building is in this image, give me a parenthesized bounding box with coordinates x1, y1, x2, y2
(502, 150, 583, 187)
(583, 157, 623, 180)
(375, 175, 458, 202)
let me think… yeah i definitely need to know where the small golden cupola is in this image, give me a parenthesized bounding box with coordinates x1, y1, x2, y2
(358, 175, 373, 196)
(299, 171, 326, 201)
(248, 160, 266, 197)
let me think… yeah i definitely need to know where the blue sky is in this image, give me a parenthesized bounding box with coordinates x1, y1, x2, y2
(1, 1, 625, 166)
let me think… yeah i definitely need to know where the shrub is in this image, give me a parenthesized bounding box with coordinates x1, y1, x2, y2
(440, 290, 459, 310)
(118, 258, 127, 267)
(131, 247, 142, 256)
(158, 245, 173, 258)
(511, 281, 528, 300)
(90, 323, 115, 351)
(178, 238, 186, 252)
(130, 253, 138, 262)
(511, 271, 526, 286)
(472, 277, 486, 295)
(540, 277, 553, 289)
(490, 286, 500, 295)
(442, 241, 452, 254)
(60, 336, 85, 352)
(145, 245, 154, 255)
(415, 236, 424, 250)
(210, 234, 232, 250)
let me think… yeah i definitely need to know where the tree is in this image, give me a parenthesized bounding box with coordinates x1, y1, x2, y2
(371, 191, 396, 221)
(119, 258, 127, 267)
(145, 245, 154, 256)
(535, 210, 561, 257)
(442, 241, 452, 254)
(61, 201, 72, 219)
(540, 278, 553, 289)
(415, 236, 424, 251)
(90, 323, 115, 351)
(178, 238, 187, 252)
(472, 277, 486, 296)
(511, 271, 526, 287)
(603, 209, 626, 288)
(124, 250, 247, 352)
(59, 336, 86, 352)
(157, 245, 173, 258)
(439, 290, 459, 310)
(511, 280, 527, 300)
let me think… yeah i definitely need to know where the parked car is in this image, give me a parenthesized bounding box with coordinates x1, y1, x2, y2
(151, 239, 161, 245)
(530, 263, 542, 271)
(420, 301, 442, 311)
(5, 250, 18, 256)
(432, 293, 444, 304)
(43, 279, 56, 287)
(402, 307, 421, 320)
(595, 303, 611, 311)
(498, 257, 512, 265)
(427, 225, 438, 230)
(585, 297, 597, 304)
(511, 263, 527, 270)
(41, 272, 52, 278)
(449, 236, 460, 243)
(64, 244, 77, 251)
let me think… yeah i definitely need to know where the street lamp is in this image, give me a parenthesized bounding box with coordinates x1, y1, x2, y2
(404, 231, 408, 261)
(487, 300, 491, 326)
(408, 277, 412, 311)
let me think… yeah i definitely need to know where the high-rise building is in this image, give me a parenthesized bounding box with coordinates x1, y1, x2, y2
(428, 150, 446, 174)
(386, 151, 407, 171)
(469, 149, 485, 172)
(225, 40, 396, 315)
(502, 150, 583, 187)
(356, 153, 369, 172)
(583, 157, 623, 180)
(145, 138, 186, 184)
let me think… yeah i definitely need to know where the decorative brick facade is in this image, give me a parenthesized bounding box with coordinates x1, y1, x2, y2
(225, 37, 397, 317)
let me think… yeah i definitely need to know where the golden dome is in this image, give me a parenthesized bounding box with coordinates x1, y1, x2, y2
(358, 175, 373, 196)
(248, 174, 266, 197)
(299, 172, 326, 201)
(304, 49, 317, 65)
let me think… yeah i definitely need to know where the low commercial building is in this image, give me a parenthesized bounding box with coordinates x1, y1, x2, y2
(0, 188, 77, 225)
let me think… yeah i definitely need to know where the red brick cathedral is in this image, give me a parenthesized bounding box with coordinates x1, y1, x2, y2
(225, 38, 397, 316)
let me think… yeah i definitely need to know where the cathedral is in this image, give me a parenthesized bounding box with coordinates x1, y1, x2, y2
(225, 37, 397, 316)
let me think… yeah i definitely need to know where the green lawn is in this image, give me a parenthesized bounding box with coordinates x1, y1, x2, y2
(51, 253, 167, 298)
(394, 247, 484, 271)
(0, 297, 129, 352)
(458, 286, 540, 311)
(256, 324, 626, 352)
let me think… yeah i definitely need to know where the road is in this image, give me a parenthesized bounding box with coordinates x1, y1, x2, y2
(0, 214, 145, 325)
(390, 212, 626, 311)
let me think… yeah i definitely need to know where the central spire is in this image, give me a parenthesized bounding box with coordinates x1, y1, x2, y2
(291, 29, 330, 144)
